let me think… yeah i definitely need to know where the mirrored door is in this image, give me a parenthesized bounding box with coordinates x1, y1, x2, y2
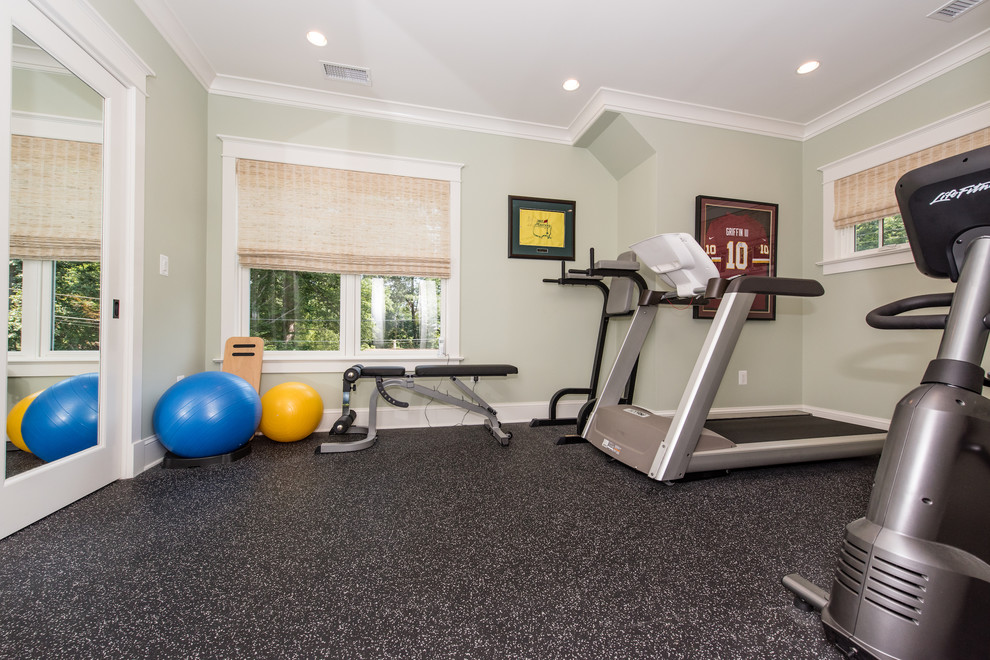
(0, 0, 131, 538)
(6, 27, 104, 479)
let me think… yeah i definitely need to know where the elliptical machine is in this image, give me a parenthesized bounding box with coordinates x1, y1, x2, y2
(784, 145, 990, 658)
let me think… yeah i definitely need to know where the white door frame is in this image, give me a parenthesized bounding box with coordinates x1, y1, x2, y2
(0, 0, 150, 539)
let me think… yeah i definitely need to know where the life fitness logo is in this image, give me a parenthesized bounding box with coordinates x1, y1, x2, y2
(931, 180, 990, 205)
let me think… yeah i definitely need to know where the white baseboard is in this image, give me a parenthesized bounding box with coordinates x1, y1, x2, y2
(647, 403, 890, 430)
(131, 435, 165, 474)
(799, 405, 891, 431)
(128, 400, 889, 476)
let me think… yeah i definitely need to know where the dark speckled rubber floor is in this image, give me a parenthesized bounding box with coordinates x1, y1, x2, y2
(0, 423, 877, 659)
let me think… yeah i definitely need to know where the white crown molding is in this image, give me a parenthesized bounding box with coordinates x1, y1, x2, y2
(804, 27, 990, 140)
(132, 0, 213, 89)
(208, 74, 810, 144)
(570, 87, 807, 142)
(12, 41, 70, 75)
(208, 74, 575, 144)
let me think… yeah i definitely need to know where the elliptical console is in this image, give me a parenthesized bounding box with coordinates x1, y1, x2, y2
(788, 145, 990, 659)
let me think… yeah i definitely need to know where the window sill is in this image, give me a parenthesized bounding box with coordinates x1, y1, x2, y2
(7, 356, 100, 378)
(212, 352, 465, 374)
(820, 245, 913, 275)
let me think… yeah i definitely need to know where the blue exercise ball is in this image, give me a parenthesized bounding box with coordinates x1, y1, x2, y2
(22, 372, 99, 463)
(153, 371, 261, 458)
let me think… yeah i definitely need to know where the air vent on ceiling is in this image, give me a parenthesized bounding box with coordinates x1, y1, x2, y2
(928, 0, 986, 21)
(322, 62, 371, 86)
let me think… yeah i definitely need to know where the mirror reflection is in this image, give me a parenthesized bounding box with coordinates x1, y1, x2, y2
(6, 28, 103, 479)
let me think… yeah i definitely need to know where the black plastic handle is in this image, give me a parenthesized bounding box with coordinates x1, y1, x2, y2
(724, 276, 825, 297)
(865, 293, 952, 330)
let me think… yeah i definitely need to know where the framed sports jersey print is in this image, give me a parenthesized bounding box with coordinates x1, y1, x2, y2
(694, 195, 778, 320)
(508, 195, 576, 261)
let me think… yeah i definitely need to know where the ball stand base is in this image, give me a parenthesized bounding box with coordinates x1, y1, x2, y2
(161, 441, 252, 469)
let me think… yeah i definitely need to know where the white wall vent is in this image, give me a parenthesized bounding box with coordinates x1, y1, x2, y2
(322, 62, 372, 85)
(928, 0, 986, 21)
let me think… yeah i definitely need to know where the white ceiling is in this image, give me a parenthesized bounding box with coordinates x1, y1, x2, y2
(135, 0, 990, 143)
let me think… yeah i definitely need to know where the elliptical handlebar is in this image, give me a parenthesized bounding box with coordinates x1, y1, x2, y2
(865, 293, 953, 330)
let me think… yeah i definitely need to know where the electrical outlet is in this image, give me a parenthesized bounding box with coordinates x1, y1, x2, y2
(738, 370, 748, 385)
(159, 254, 169, 276)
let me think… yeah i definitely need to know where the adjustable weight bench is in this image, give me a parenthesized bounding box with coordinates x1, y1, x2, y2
(316, 364, 518, 453)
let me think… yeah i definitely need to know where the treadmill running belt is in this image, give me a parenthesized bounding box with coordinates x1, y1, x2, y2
(704, 414, 884, 445)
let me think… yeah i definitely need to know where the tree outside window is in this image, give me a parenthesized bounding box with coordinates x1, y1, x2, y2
(8, 259, 100, 354)
(249, 269, 341, 351)
(52, 261, 100, 351)
(9, 260, 22, 352)
(248, 270, 441, 353)
(360, 276, 439, 351)
(854, 214, 908, 252)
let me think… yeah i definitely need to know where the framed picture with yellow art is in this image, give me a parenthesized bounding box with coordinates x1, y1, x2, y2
(508, 195, 576, 260)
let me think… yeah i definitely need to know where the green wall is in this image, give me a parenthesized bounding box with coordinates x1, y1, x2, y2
(11, 67, 102, 119)
(587, 116, 807, 412)
(205, 96, 618, 409)
(88, 0, 209, 437)
(801, 53, 990, 419)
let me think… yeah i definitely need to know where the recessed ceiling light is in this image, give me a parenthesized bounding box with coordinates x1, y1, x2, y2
(562, 78, 580, 92)
(307, 31, 328, 47)
(796, 60, 820, 75)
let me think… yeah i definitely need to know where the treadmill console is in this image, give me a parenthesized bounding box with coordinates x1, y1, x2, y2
(630, 232, 720, 298)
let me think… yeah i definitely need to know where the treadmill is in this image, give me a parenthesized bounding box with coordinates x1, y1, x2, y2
(576, 232, 886, 482)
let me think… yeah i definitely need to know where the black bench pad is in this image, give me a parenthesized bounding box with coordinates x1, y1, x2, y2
(356, 366, 407, 378)
(352, 364, 518, 379)
(415, 364, 518, 378)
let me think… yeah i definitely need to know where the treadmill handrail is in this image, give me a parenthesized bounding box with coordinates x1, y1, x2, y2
(724, 275, 825, 297)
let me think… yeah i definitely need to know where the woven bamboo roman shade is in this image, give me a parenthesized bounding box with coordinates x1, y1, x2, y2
(833, 127, 990, 229)
(236, 158, 451, 278)
(10, 134, 103, 261)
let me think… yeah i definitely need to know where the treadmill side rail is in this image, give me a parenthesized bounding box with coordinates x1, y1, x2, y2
(685, 433, 885, 473)
(650, 290, 756, 481)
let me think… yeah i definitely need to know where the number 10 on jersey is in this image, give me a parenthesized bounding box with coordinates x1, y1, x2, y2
(695, 195, 778, 321)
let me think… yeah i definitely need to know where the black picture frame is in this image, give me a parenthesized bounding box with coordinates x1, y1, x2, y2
(508, 195, 576, 260)
(694, 195, 778, 320)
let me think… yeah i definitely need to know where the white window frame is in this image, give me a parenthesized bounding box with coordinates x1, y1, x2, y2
(9, 258, 100, 369)
(7, 111, 102, 378)
(820, 102, 990, 275)
(219, 136, 463, 373)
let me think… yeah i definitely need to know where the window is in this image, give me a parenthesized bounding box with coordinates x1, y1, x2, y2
(221, 137, 462, 372)
(8, 260, 22, 352)
(8, 259, 100, 357)
(247, 271, 441, 353)
(8, 127, 103, 373)
(821, 112, 990, 275)
(853, 215, 907, 253)
(360, 275, 440, 351)
(51, 260, 100, 350)
(249, 269, 341, 351)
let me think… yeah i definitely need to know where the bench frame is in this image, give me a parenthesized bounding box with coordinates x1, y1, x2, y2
(316, 364, 517, 453)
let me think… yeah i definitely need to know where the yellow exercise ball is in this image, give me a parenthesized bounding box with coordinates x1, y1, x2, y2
(259, 382, 324, 443)
(6, 390, 42, 453)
